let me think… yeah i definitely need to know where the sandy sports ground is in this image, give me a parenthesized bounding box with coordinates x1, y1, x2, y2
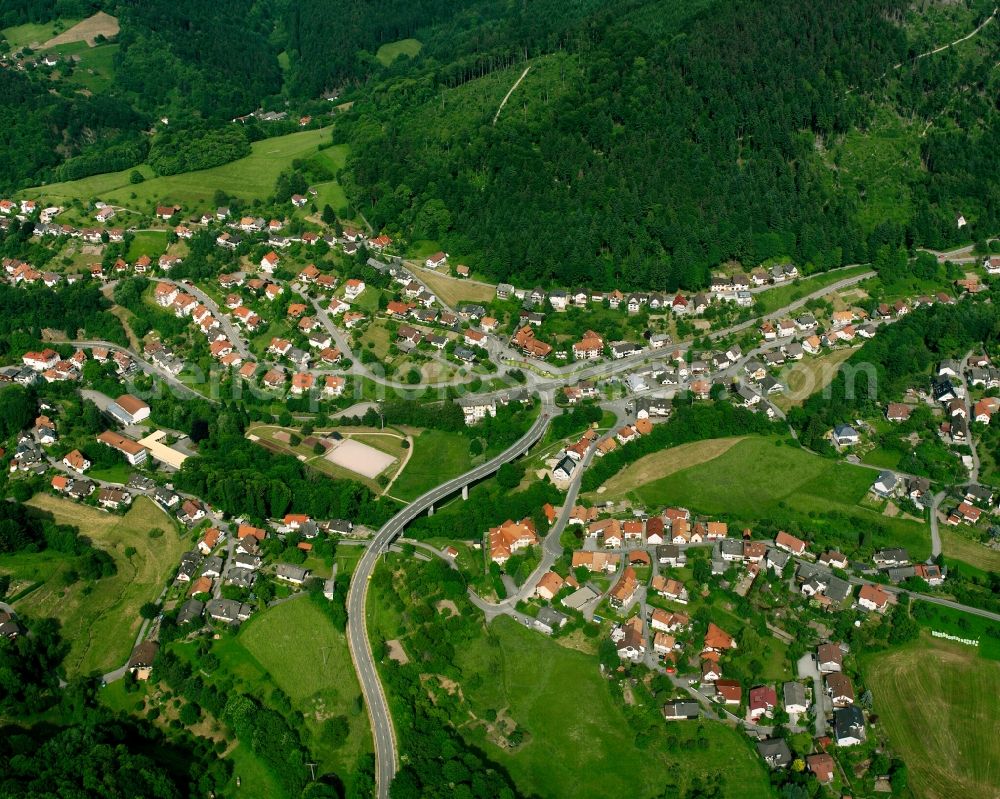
(325, 438, 397, 479)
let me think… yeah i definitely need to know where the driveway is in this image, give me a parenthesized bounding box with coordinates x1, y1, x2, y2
(797, 653, 827, 737)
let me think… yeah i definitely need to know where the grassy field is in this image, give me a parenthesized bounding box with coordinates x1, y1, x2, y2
(593, 436, 745, 498)
(756, 264, 872, 314)
(939, 527, 1000, 573)
(455, 616, 773, 799)
(4, 494, 184, 675)
(633, 436, 931, 558)
(774, 346, 859, 410)
(376, 38, 422, 66)
(911, 602, 1000, 660)
(126, 230, 168, 260)
(21, 127, 341, 211)
(2, 18, 79, 47)
(217, 597, 372, 781)
(862, 634, 1000, 799)
(388, 429, 475, 501)
(413, 266, 496, 307)
(64, 42, 119, 92)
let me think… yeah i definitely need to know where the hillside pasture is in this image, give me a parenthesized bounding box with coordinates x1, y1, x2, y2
(593, 436, 745, 498)
(375, 38, 422, 66)
(5, 494, 184, 675)
(455, 615, 773, 799)
(2, 18, 80, 48)
(412, 266, 496, 307)
(939, 527, 1000, 574)
(862, 634, 1000, 799)
(775, 346, 859, 410)
(20, 127, 341, 212)
(634, 436, 931, 558)
(221, 597, 372, 777)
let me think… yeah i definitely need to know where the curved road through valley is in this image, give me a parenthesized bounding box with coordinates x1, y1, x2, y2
(346, 408, 553, 798)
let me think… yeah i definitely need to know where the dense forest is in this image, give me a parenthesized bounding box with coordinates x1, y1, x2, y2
(0, 71, 145, 192)
(0, 281, 126, 348)
(114, 0, 283, 120)
(339, 0, 1000, 289)
(0, 618, 230, 798)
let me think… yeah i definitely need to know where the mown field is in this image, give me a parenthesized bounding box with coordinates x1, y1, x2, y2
(387, 428, 476, 501)
(20, 127, 341, 211)
(939, 527, 1000, 574)
(1, 18, 79, 47)
(862, 633, 1000, 799)
(411, 266, 496, 307)
(455, 615, 774, 799)
(911, 602, 1000, 660)
(211, 597, 372, 788)
(3, 494, 184, 675)
(774, 346, 859, 410)
(593, 436, 745, 498)
(633, 436, 931, 558)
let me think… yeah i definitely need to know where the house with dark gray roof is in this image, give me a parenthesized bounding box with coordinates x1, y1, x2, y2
(662, 701, 701, 720)
(833, 706, 866, 746)
(205, 598, 253, 624)
(756, 738, 792, 768)
(177, 599, 204, 625)
(534, 607, 570, 635)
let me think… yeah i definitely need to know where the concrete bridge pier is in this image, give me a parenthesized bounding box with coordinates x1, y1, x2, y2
(462, 485, 469, 500)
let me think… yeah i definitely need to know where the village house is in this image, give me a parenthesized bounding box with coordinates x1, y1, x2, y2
(260, 251, 280, 273)
(62, 449, 91, 473)
(748, 685, 777, 721)
(571, 550, 620, 573)
(609, 566, 638, 609)
(535, 571, 565, 600)
(489, 518, 538, 564)
(857, 583, 890, 612)
(612, 616, 646, 661)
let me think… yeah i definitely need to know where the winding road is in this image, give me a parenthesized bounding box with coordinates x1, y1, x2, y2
(345, 408, 552, 799)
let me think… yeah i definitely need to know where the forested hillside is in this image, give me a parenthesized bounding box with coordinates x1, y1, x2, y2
(3, 0, 998, 290)
(114, 0, 283, 120)
(338, 0, 1000, 289)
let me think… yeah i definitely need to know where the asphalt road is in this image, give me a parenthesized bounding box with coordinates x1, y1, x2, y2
(345, 409, 552, 799)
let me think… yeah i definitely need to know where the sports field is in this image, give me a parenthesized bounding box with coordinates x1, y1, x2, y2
(20, 127, 341, 211)
(6, 494, 183, 675)
(862, 634, 1000, 799)
(633, 436, 931, 558)
(325, 438, 397, 478)
(456, 615, 773, 799)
